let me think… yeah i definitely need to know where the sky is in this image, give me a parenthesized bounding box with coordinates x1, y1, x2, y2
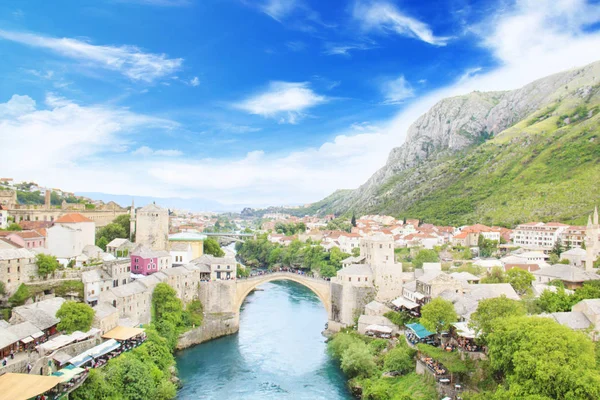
(1, 0, 600, 211)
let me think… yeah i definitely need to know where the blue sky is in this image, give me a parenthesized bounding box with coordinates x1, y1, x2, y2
(1, 0, 600, 210)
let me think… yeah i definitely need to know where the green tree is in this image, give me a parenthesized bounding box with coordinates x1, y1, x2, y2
(152, 283, 184, 326)
(35, 253, 59, 277)
(487, 316, 600, 399)
(97, 237, 109, 252)
(506, 268, 534, 295)
(481, 266, 507, 284)
(0, 281, 5, 296)
(537, 287, 574, 312)
(551, 238, 564, 257)
(420, 298, 457, 338)
(383, 345, 415, 375)
(327, 332, 364, 360)
(340, 342, 377, 378)
(113, 214, 131, 238)
(204, 238, 225, 257)
(413, 249, 439, 269)
(96, 223, 127, 248)
(56, 301, 95, 333)
(8, 284, 31, 306)
(469, 296, 526, 340)
(351, 247, 361, 257)
(6, 223, 22, 231)
(351, 214, 357, 227)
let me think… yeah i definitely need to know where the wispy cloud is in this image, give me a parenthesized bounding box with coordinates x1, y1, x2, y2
(0, 29, 183, 82)
(323, 42, 376, 56)
(132, 146, 183, 157)
(244, 0, 333, 32)
(381, 75, 414, 104)
(233, 81, 328, 124)
(286, 41, 307, 52)
(353, 1, 451, 46)
(189, 76, 200, 86)
(115, 0, 191, 6)
(252, 0, 298, 22)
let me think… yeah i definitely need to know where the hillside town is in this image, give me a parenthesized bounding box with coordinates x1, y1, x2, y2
(1, 179, 600, 398)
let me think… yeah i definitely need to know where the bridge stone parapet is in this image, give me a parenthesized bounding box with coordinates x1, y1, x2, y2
(235, 272, 332, 319)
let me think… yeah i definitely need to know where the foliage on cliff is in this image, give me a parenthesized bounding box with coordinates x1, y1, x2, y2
(235, 234, 349, 277)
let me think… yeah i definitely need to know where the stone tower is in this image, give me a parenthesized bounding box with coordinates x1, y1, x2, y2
(585, 206, 599, 271)
(44, 189, 51, 209)
(135, 202, 169, 251)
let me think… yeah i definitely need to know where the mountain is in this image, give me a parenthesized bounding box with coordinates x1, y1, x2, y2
(297, 61, 600, 226)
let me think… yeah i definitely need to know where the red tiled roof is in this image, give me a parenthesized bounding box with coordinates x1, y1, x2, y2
(55, 213, 93, 223)
(18, 221, 53, 230)
(9, 230, 44, 239)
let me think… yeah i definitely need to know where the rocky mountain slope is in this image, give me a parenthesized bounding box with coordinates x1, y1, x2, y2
(298, 61, 600, 225)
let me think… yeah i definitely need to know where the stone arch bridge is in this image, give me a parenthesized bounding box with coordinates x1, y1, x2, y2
(235, 272, 332, 319)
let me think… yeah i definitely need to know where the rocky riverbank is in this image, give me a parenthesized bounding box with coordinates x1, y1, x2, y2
(176, 312, 239, 350)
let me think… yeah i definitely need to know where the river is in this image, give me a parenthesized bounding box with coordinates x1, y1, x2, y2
(175, 280, 353, 400)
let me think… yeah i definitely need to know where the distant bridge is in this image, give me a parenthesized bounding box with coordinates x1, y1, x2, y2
(204, 232, 255, 243)
(235, 272, 332, 319)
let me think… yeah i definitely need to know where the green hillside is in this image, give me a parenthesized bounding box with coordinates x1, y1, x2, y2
(297, 83, 600, 226)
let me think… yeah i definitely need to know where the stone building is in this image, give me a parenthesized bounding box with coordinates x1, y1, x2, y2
(134, 203, 169, 251)
(0, 248, 36, 293)
(0, 190, 17, 209)
(585, 207, 600, 271)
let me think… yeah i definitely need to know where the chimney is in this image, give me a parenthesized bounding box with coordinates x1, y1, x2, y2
(45, 189, 51, 208)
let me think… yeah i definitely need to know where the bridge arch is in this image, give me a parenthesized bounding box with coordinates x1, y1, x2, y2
(235, 273, 332, 319)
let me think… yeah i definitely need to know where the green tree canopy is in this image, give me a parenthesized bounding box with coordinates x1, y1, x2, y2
(8, 284, 31, 306)
(412, 249, 439, 269)
(35, 253, 59, 277)
(469, 296, 526, 340)
(506, 268, 534, 295)
(340, 341, 377, 378)
(204, 238, 225, 257)
(56, 301, 94, 333)
(383, 345, 415, 375)
(113, 214, 131, 238)
(481, 266, 507, 284)
(420, 298, 457, 336)
(96, 223, 127, 249)
(487, 316, 600, 399)
(152, 283, 184, 326)
(6, 223, 22, 231)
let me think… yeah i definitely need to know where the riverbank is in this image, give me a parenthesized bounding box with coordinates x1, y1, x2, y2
(176, 312, 239, 350)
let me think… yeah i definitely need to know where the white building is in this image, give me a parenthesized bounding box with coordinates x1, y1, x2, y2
(0, 205, 8, 229)
(170, 242, 194, 265)
(46, 213, 96, 261)
(513, 222, 569, 252)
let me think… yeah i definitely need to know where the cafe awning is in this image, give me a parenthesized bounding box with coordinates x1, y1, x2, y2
(392, 297, 419, 310)
(366, 324, 393, 334)
(0, 373, 62, 400)
(31, 331, 44, 339)
(406, 323, 435, 339)
(102, 326, 145, 341)
(68, 339, 121, 367)
(21, 336, 34, 344)
(452, 322, 479, 339)
(52, 366, 85, 383)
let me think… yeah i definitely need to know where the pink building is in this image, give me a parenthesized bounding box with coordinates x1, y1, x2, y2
(130, 245, 172, 276)
(6, 230, 46, 249)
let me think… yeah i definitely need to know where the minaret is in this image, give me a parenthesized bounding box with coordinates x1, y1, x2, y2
(585, 208, 599, 271)
(129, 199, 136, 242)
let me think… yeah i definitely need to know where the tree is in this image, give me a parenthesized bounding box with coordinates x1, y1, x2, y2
(536, 287, 574, 312)
(487, 316, 600, 399)
(383, 345, 414, 375)
(96, 223, 127, 248)
(413, 249, 439, 269)
(469, 296, 526, 339)
(0, 281, 5, 296)
(420, 298, 457, 337)
(351, 214, 357, 227)
(152, 283, 184, 326)
(478, 235, 498, 258)
(351, 247, 360, 257)
(340, 342, 377, 378)
(113, 214, 131, 238)
(506, 268, 534, 295)
(8, 284, 31, 306)
(481, 266, 507, 284)
(204, 238, 225, 257)
(6, 223, 22, 231)
(56, 301, 94, 333)
(551, 238, 564, 257)
(97, 237, 109, 252)
(35, 253, 59, 277)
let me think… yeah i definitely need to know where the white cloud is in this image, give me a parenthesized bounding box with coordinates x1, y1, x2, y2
(254, 0, 298, 22)
(132, 146, 183, 157)
(353, 1, 451, 46)
(381, 75, 414, 104)
(286, 41, 307, 51)
(189, 76, 200, 86)
(0, 95, 36, 118)
(323, 42, 375, 56)
(0, 29, 183, 82)
(233, 81, 328, 124)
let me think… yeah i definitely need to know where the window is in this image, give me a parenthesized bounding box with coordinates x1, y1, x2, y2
(365, 277, 368, 282)
(7, 267, 10, 273)
(358, 277, 361, 282)
(348, 277, 351, 282)
(17, 266, 20, 272)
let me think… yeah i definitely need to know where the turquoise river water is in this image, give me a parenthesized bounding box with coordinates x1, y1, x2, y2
(175, 280, 353, 400)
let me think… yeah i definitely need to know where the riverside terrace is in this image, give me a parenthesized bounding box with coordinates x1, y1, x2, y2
(0, 326, 146, 400)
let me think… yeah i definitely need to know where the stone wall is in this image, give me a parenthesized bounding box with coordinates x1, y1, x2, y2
(176, 312, 239, 350)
